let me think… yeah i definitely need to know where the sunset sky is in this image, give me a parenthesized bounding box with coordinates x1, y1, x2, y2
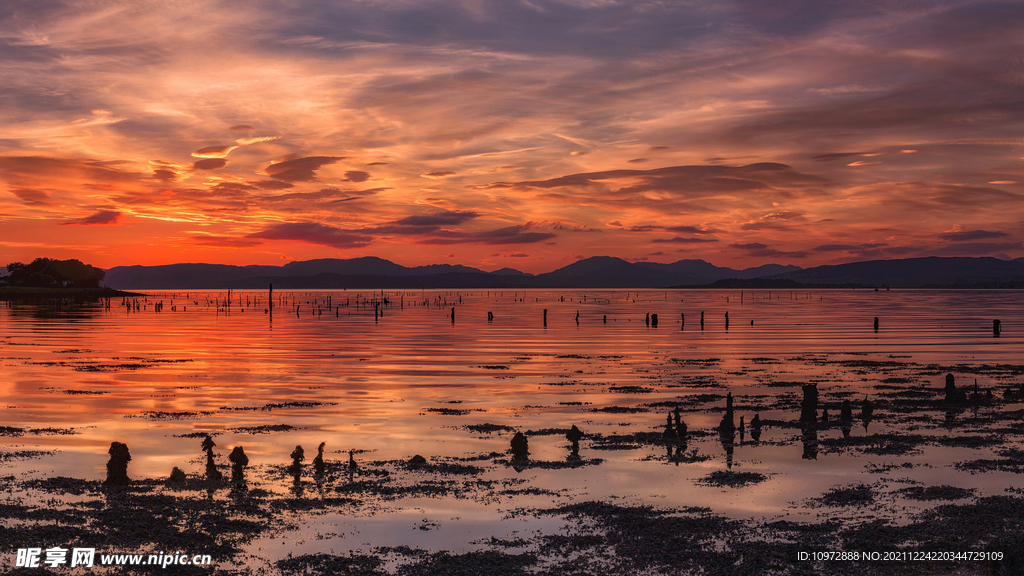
(2, 0, 1023, 273)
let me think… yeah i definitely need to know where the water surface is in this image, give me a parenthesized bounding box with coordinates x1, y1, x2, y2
(2, 289, 1021, 565)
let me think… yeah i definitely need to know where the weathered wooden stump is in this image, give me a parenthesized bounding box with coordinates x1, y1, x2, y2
(229, 446, 249, 484)
(313, 442, 326, 474)
(800, 384, 818, 423)
(104, 441, 131, 486)
(202, 435, 222, 481)
(719, 392, 735, 436)
(567, 425, 583, 455)
(288, 445, 304, 476)
(511, 432, 530, 460)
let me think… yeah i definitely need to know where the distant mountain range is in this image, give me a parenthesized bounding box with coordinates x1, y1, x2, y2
(100, 256, 1024, 290)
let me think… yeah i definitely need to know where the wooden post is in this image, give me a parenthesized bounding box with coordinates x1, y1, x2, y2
(874, 317, 879, 332)
(543, 308, 547, 327)
(700, 311, 704, 330)
(651, 313, 658, 327)
(725, 311, 729, 330)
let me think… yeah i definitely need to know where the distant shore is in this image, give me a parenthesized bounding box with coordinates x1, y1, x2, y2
(0, 286, 142, 299)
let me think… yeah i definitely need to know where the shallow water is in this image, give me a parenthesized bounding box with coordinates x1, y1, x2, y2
(3, 289, 1022, 561)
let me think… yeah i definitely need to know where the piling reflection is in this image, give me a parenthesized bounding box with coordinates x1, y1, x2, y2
(840, 400, 853, 438)
(720, 431, 735, 469)
(718, 393, 736, 468)
(801, 423, 818, 460)
(861, 396, 874, 432)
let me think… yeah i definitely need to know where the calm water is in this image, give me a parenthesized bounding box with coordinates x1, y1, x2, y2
(2, 289, 1022, 558)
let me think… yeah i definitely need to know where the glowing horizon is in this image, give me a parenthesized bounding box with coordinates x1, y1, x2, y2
(2, 1, 1023, 274)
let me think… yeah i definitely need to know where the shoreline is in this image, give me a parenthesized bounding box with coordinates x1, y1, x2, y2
(5, 453, 1023, 575)
(0, 286, 143, 300)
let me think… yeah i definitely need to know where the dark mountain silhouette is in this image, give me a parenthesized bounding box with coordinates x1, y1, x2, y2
(535, 256, 657, 287)
(105, 258, 491, 289)
(766, 257, 1024, 288)
(490, 268, 533, 276)
(278, 257, 408, 276)
(103, 263, 281, 289)
(533, 257, 802, 287)
(102, 255, 1024, 290)
(104, 256, 801, 289)
(636, 260, 800, 284)
(196, 272, 538, 290)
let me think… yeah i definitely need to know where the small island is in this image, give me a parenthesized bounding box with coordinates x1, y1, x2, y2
(0, 257, 139, 300)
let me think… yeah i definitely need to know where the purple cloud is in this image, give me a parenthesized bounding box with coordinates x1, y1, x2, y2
(344, 171, 371, 182)
(265, 157, 344, 182)
(419, 225, 555, 245)
(939, 229, 1009, 242)
(652, 237, 719, 244)
(247, 222, 373, 248)
(193, 158, 228, 170)
(61, 210, 122, 226)
(11, 188, 50, 206)
(730, 242, 809, 259)
(395, 210, 479, 226)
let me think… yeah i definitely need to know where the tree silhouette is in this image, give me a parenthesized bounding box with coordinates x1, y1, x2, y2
(3, 258, 105, 288)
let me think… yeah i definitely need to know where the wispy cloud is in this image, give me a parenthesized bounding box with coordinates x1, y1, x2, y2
(247, 222, 373, 248)
(61, 210, 122, 226)
(1, 0, 1023, 270)
(266, 157, 345, 182)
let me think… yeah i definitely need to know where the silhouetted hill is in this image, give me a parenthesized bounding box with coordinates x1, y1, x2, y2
(277, 257, 408, 277)
(103, 255, 1024, 290)
(490, 268, 533, 276)
(103, 263, 281, 289)
(635, 260, 800, 284)
(536, 256, 661, 287)
(106, 256, 796, 289)
(536, 257, 803, 287)
(767, 257, 1024, 288)
(202, 272, 537, 290)
(273, 257, 489, 277)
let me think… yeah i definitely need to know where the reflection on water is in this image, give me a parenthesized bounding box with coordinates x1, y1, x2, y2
(2, 288, 1023, 550)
